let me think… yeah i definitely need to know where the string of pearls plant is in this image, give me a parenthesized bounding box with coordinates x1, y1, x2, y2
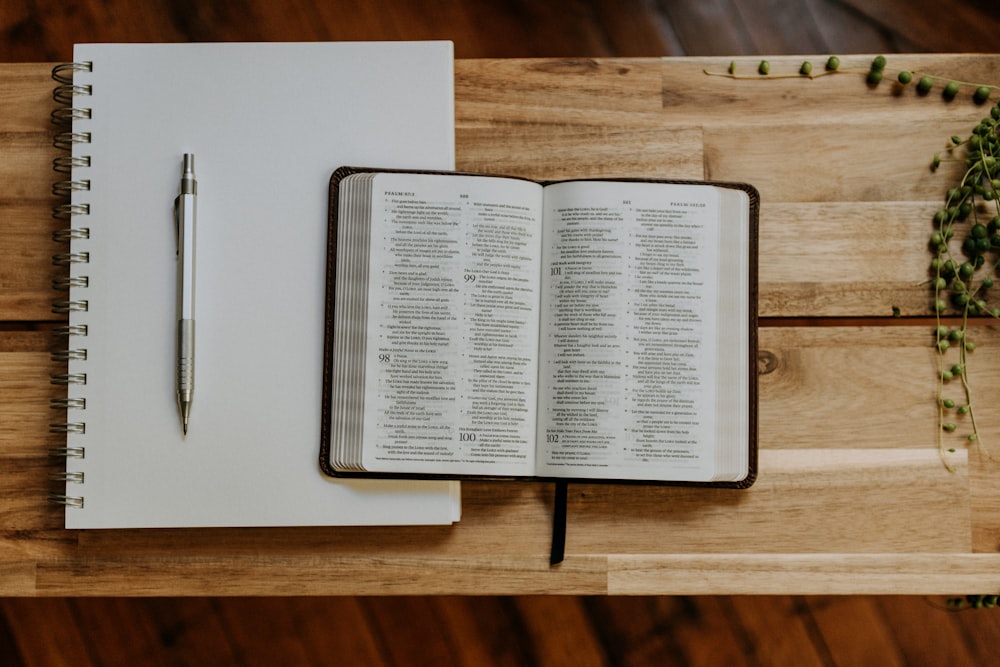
(707, 57, 1000, 611)
(708, 56, 1000, 466)
(930, 106, 1000, 467)
(708, 55, 995, 104)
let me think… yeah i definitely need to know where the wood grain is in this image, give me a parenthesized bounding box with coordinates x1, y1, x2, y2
(608, 554, 1000, 595)
(4, 0, 1000, 660)
(4, 55, 1000, 597)
(8, 56, 998, 319)
(840, 0, 1000, 53)
(725, 596, 828, 666)
(454, 55, 996, 318)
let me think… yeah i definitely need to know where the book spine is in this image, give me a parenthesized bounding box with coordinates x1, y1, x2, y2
(48, 62, 93, 510)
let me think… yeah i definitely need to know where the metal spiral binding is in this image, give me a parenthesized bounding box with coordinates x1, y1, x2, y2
(52, 275, 89, 289)
(50, 471, 85, 484)
(49, 495, 85, 509)
(52, 251, 90, 265)
(53, 132, 91, 151)
(49, 423, 86, 435)
(49, 61, 93, 511)
(51, 300, 88, 314)
(51, 398, 86, 410)
(51, 349, 88, 362)
(53, 324, 88, 337)
(50, 373, 87, 385)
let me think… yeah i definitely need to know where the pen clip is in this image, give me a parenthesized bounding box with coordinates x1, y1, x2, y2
(173, 195, 180, 256)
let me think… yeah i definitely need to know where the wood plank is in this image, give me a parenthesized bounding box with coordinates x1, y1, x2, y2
(703, 121, 968, 204)
(840, 0, 1000, 53)
(608, 553, 1000, 594)
(19, 448, 971, 594)
(314, 0, 621, 58)
(1, 459, 67, 535)
(875, 595, 980, 666)
(970, 445, 1000, 554)
(756, 325, 1000, 511)
(67, 598, 179, 666)
(950, 595, 1000, 662)
(0, 138, 57, 204)
(591, 0, 681, 57)
(759, 326, 946, 447)
(586, 596, 758, 666)
(0, 65, 71, 322)
(510, 597, 608, 666)
(0, 351, 63, 457)
(568, 449, 970, 555)
(456, 59, 666, 116)
(0, 607, 22, 666)
(0, 0, 678, 61)
(806, 596, 909, 666)
(458, 123, 705, 182)
(0, 321, 993, 593)
(4, 324, 996, 593)
(0, 207, 65, 322)
(3, 56, 1000, 596)
(138, 598, 240, 664)
(429, 597, 535, 666)
(358, 597, 468, 665)
(0, 561, 36, 596)
(214, 598, 383, 666)
(0, 331, 55, 352)
(3, 59, 998, 323)
(3, 0, 186, 63)
(582, 597, 690, 666)
(33, 554, 609, 596)
(732, 0, 828, 54)
(0, 598, 89, 666)
(725, 596, 828, 666)
(3, 0, 997, 62)
(2, 595, 992, 665)
(758, 202, 938, 317)
(666, 596, 753, 667)
(0, 2, 998, 660)
(802, 0, 896, 54)
(453, 56, 1000, 317)
(654, 0, 757, 56)
(0, 64, 57, 133)
(658, 54, 1000, 126)
(804, 596, 907, 666)
(469, 55, 995, 129)
(26, 446, 971, 556)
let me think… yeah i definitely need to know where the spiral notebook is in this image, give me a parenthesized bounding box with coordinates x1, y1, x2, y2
(48, 42, 461, 528)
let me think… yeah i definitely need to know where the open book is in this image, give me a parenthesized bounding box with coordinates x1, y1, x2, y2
(321, 167, 758, 486)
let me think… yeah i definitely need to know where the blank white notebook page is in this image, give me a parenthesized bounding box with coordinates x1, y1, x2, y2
(61, 41, 460, 528)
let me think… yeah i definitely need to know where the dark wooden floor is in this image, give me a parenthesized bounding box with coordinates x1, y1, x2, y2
(4, 0, 1000, 665)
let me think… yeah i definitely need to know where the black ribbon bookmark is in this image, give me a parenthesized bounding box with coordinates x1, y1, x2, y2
(549, 480, 568, 565)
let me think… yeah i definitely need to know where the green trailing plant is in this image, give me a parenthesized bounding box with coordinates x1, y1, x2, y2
(896, 80, 997, 602)
(708, 57, 1000, 609)
(946, 594, 999, 610)
(710, 56, 1000, 464)
(929, 101, 1000, 466)
(706, 55, 1000, 103)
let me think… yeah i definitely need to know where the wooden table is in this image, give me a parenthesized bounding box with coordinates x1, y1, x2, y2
(3, 54, 1000, 596)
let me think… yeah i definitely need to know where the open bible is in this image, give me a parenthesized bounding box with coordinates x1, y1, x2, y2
(321, 167, 758, 487)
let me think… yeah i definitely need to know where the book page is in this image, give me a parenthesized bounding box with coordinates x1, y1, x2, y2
(536, 181, 724, 481)
(361, 173, 543, 476)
